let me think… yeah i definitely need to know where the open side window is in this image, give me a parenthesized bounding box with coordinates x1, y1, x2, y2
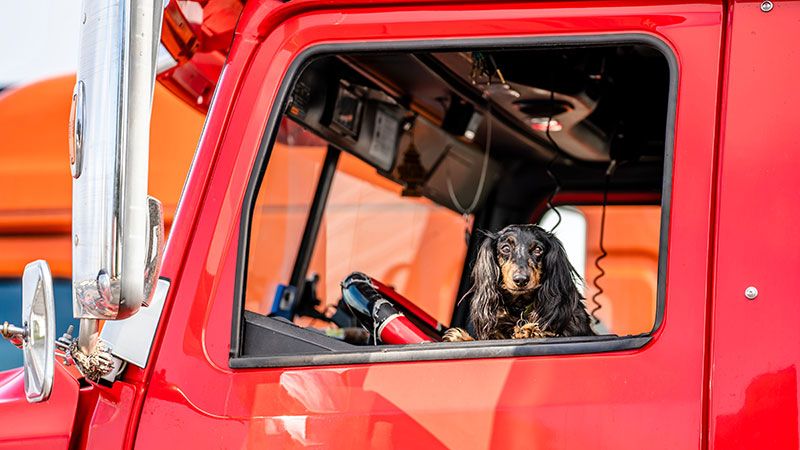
(233, 37, 675, 368)
(540, 204, 661, 336)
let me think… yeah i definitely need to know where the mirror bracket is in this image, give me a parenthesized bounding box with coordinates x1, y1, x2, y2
(65, 318, 116, 383)
(1, 321, 26, 349)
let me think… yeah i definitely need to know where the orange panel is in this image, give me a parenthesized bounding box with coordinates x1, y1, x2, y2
(0, 75, 204, 277)
(578, 205, 661, 336)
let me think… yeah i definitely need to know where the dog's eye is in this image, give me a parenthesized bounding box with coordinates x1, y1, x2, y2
(499, 244, 512, 254)
(532, 246, 543, 256)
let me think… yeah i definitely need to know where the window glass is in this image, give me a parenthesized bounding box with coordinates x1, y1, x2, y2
(239, 42, 671, 357)
(245, 119, 327, 314)
(540, 206, 587, 284)
(306, 152, 469, 326)
(245, 123, 468, 326)
(542, 205, 661, 336)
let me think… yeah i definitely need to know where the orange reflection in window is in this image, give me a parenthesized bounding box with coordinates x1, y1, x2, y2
(246, 121, 467, 327)
(245, 121, 327, 314)
(308, 152, 468, 327)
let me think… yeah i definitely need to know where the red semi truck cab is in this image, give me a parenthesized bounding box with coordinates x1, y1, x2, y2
(1, 0, 799, 448)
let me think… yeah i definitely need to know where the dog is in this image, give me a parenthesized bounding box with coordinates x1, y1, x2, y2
(443, 224, 595, 341)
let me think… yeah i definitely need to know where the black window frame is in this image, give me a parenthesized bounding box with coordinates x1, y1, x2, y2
(230, 33, 677, 369)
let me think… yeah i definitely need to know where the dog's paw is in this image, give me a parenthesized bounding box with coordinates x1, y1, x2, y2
(512, 322, 556, 339)
(442, 327, 475, 342)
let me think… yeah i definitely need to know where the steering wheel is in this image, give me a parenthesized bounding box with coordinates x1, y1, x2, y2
(340, 272, 437, 344)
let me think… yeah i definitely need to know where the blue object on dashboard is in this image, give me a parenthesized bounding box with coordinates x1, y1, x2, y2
(270, 284, 297, 321)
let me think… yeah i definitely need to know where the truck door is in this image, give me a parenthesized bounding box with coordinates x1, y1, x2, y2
(135, 1, 724, 448)
(710, 2, 800, 448)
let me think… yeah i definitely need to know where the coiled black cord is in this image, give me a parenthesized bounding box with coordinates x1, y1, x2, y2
(590, 160, 616, 324)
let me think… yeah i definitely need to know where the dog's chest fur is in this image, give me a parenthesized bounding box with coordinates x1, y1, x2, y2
(493, 299, 555, 339)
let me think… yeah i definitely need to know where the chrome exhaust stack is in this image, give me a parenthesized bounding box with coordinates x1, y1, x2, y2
(69, 0, 165, 377)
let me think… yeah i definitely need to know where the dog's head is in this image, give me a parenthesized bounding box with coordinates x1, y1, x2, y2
(468, 224, 582, 338)
(494, 225, 547, 296)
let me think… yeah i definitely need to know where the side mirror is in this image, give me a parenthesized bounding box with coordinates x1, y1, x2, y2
(0, 260, 56, 403)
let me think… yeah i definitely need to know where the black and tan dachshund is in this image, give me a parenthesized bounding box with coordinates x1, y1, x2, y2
(444, 224, 595, 341)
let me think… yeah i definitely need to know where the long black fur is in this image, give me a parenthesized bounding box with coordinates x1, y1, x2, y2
(467, 224, 595, 340)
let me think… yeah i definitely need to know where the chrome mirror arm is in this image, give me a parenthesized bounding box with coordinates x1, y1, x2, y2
(72, 0, 165, 322)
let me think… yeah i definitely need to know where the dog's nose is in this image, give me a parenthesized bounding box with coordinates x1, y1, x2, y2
(512, 272, 530, 287)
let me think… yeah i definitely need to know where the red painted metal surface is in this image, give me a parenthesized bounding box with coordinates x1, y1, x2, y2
(131, 1, 724, 448)
(373, 277, 446, 332)
(378, 315, 435, 344)
(0, 357, 142, 449)
(709, 2, 800, 448)
(0, 363, 79, 449)
(20, 0, 800, 447)
(82, 381, 141, 450)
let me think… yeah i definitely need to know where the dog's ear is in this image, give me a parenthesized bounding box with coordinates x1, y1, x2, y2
(468, 232, 503, 340)
(538, 234, 583, 333)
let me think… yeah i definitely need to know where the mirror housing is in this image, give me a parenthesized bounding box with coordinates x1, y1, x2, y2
(23, 261, 56, 402)
(70, 0, 165, 321)
(0, 261, 56, 403)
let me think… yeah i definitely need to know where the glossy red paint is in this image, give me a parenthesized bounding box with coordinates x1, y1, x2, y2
(0, 363, 79, 449)
(17, 0, 800, 447)
(709, 1, 800, 448)
(82, 381, 141, 450)
(373, 277, 446, 331)
(378, 316, 435, 344)
(132, 1, 724, 448)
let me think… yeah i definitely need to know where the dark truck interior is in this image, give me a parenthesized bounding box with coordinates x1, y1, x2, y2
(236, 40, 673, 364)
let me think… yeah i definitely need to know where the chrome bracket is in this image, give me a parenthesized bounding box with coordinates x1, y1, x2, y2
(1, 321, 26, 349)
(59, 319, 117, 383)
